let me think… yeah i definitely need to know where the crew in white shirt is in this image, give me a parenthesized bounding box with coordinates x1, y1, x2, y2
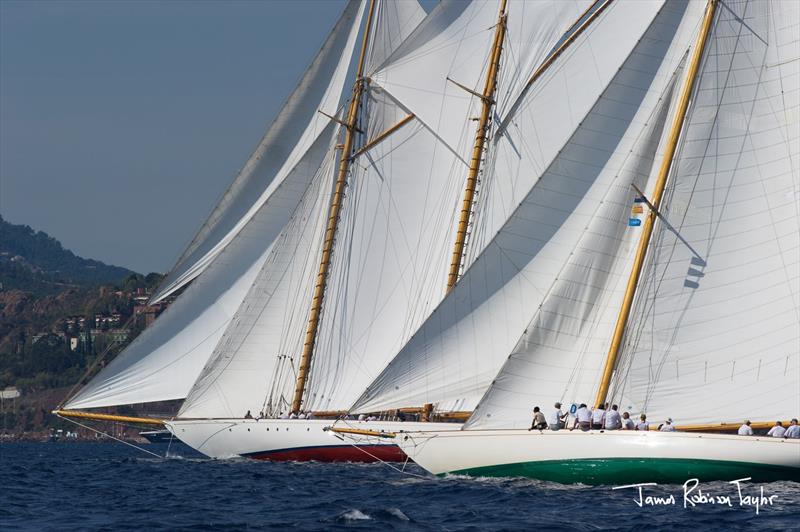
(767, 421, 786, 438)
(636, 414, 649, 431)
(547, 402, 566, 431)
(278, 412, 290, 419)
(620, 412, 635, 430)
(591, 404, 606, 430)
(737, 420, 753, 436)
(604, 405, 622, 430)
(785, 419, 800, 439)
(289, 412, 298, 419)
(575, 403, 592, 431)
(659, 418, 676, 432)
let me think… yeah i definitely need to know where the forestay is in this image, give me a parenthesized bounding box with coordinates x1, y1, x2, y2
(151, 0, 365, 304)
(613, 0, 800, 425)
(352, 0, 706, 415)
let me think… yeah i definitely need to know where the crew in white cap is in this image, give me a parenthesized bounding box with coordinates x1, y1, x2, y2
(547, 402, 566, 431)
(659, 418, 676, 432)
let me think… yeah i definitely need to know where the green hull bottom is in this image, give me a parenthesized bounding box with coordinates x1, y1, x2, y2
(447, 458, 800, 485)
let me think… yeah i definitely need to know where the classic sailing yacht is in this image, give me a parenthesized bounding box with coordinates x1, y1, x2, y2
(344, 0, 800, 483)
(56, 0, 593, 461)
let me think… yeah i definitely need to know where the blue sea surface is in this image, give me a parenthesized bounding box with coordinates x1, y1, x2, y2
(2, 442, 798, 530)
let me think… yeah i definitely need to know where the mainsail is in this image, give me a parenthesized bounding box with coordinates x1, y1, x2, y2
(351, 0, 691, 414)
(612, 0, 800, 425)
(63, 1, 366, 410)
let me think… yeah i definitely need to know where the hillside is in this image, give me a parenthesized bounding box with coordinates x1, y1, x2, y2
(0, 214, 134, 295)
(0, 217, 168, 436)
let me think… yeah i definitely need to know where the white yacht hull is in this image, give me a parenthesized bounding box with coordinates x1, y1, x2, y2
(396, 429, 800, 484)
(166, 418, 460, 462)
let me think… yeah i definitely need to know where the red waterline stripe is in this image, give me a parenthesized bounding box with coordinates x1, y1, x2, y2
(242, 444, 407, 463)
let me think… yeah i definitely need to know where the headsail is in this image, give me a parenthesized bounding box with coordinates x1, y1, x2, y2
(63, 1, 366, 410)
(612, 0, 800, 425)
(64, 124, 338, 410)
(150, 0, 365, 304)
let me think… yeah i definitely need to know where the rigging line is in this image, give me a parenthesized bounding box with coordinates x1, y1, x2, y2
(55, 414, 162, 459)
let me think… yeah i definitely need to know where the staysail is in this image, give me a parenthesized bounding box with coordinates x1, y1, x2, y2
(351, 0, 705, 415)
(63, 1, 366, 410)
(612, 0, 800, 425)
(150, 0, 365, 304)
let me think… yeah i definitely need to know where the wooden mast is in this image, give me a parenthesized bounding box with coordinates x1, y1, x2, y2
(593, 0, 718, 408)
(290, 0, 377, 414)
(445, 0, 508, 291)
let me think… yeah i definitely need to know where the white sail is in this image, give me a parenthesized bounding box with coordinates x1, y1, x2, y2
(466, 61, 685, 430)
(352, 0, 710, 415)
(151, 0, 365, 303)
(613, 0, 800, 425)
(65, 124, 338, 410)
(178, 131, 339, 419)
(178, 2, 451, 418)
(365, 0, 426, 74)
(301, 92, 467, 412)
(178, 93, 470, 418)
(370, 0, 588, 175)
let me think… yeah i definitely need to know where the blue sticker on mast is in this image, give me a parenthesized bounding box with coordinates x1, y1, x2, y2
(628, 196, 646, 227)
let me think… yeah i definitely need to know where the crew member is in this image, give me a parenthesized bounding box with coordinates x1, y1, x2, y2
(620, 412, 635, 430)
(785, 419, 799, 439)
(575, 403, 592, 431)
(529, 406, 547, 430)
(767, 421, 786, 438)
(591, 404, 606, 430)
(604, 405, 622, 430)
(737, 420, 753, 436)
(547, 402, 567, 431)
(659, 418, 676, 432)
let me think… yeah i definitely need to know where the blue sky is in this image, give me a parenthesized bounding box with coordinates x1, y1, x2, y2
(1, 0, 425, 274)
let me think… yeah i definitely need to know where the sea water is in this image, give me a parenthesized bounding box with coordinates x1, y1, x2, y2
(2, 442, 798, 530)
